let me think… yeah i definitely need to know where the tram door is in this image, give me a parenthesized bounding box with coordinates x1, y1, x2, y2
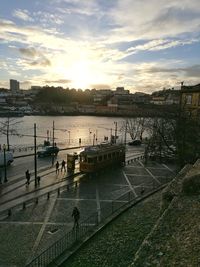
(67, 154, 76, 172)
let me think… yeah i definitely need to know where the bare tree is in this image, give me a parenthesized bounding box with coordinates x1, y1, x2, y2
(0, 117, 22, 150)
(121, 117, 150, 142)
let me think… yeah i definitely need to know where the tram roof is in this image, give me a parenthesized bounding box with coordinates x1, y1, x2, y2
(80, 143, 125, 156)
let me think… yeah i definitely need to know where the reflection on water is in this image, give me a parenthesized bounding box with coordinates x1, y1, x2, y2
(0, 116, 127, 148)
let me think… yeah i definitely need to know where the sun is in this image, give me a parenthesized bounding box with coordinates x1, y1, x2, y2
(69, 60, 93, 89)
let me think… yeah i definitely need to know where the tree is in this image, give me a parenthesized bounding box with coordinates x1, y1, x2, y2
(145, 110, 200, 167)
(0, 117, 22, 150)
(121, 117, 150, 142)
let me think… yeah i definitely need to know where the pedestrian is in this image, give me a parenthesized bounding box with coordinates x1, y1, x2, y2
(61, 160, 66, 172)
(37, 176, 41, 185)
(72, 206, 80, 229)
(25, 169, 31, 186)
(56, 161, 59, 174)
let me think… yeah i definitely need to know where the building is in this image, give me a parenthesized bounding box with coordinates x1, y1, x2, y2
(10, 79, 20, 94)
(180, 83, 200, 117)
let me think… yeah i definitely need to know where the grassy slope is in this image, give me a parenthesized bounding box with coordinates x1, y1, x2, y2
(133, 195, 200, 267)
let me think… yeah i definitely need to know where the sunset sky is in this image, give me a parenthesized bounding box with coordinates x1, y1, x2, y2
(0, 0, 200, 93)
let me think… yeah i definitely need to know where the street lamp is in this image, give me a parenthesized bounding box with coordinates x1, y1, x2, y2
(68, 131, 70, 144)
(3, 144, 7, 183)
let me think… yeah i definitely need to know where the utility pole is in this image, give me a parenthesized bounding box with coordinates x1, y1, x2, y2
(6, 117, 10, 151)
(114, 121, 117, 144)
(52, 120, 55, 165)
(34, 123, 37, 186)
(124, 119, 128, 145)
(93, 133, 95, 146)
(3, 144, 7, 182)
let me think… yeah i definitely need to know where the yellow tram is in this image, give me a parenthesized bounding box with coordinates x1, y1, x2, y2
(79, 143, 125, 173)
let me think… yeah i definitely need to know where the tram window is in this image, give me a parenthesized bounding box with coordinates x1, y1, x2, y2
(108, 153, 111, 159)
(98, 155, 103, 161)
(104, 154, 107, 160)
(88, 158, 93, 163)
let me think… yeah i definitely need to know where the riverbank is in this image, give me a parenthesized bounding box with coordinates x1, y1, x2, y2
(0, 103, 178, 118)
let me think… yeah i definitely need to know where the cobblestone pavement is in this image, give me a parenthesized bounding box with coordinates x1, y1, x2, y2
(0, 158, 177, 267)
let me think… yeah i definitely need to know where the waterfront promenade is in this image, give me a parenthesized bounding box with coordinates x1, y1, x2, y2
(0, 148, 177, 267)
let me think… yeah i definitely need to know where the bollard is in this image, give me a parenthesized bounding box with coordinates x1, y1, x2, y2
(75, 181, 78, 188)
(128, 191, 131, 202)
(47, 192, 50, 200)
(57, 188, 60, 196)
(23, 202, 26, 209)
(35, 198, 38, 204)
(8, 209, 12, 216)
(67, 185, 69, 191)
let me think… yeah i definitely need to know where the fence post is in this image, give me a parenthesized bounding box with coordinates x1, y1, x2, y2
(47, 192, 50, 200)
(111, 201, 114, 214)
(128, 191, 131, 202)
(57, 188, 60, 196)
(35, 198, 38, 204)
(23, 202, 26, 209)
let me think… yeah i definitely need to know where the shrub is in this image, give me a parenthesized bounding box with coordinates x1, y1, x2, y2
(182, 174, 200, 195)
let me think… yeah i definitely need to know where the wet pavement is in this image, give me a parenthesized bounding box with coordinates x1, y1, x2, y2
(0, 146, 177, 267)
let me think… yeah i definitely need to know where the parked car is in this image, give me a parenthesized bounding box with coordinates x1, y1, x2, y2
(128, 140, 142, 146)
(37, 146, 59, 158)
(0, 151, 14, 166)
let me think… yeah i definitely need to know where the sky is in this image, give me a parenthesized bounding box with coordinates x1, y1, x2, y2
(0, 0, 200, 93)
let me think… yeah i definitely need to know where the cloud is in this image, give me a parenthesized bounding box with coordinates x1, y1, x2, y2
(18, 47, 51, 67)
(90, 84, 111, 89)
(13, 9, 33, 22)
(106, 0, 200, 42)
(147, 64, 200, 78)
(19, 47, 40, 58)
(30, 58, 51, 67)
(44, 79, 71, 84)
(33, 11, 64, 25)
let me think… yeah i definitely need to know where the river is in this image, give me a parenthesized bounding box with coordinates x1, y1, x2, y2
(0, 115, 130, 149)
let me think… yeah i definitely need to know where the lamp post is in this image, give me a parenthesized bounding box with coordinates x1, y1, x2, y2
(68, 131, 70, 144)
(114, 121, 118, 144)
(3, 144, 7, 183)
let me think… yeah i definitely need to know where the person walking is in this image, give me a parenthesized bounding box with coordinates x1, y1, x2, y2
(56, 161, 59, 174)
(72, 207, 80, 229)
(61, 160, 66, 172)
(25, 169, 31, 186)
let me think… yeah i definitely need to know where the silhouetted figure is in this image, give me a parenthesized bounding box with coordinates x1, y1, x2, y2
(37, 176, 41, 185)
(25, 170, 31, 186)
(61, 160, 66, 172)
(72, 207, 80, 229)
(56, 161, 59, 174)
